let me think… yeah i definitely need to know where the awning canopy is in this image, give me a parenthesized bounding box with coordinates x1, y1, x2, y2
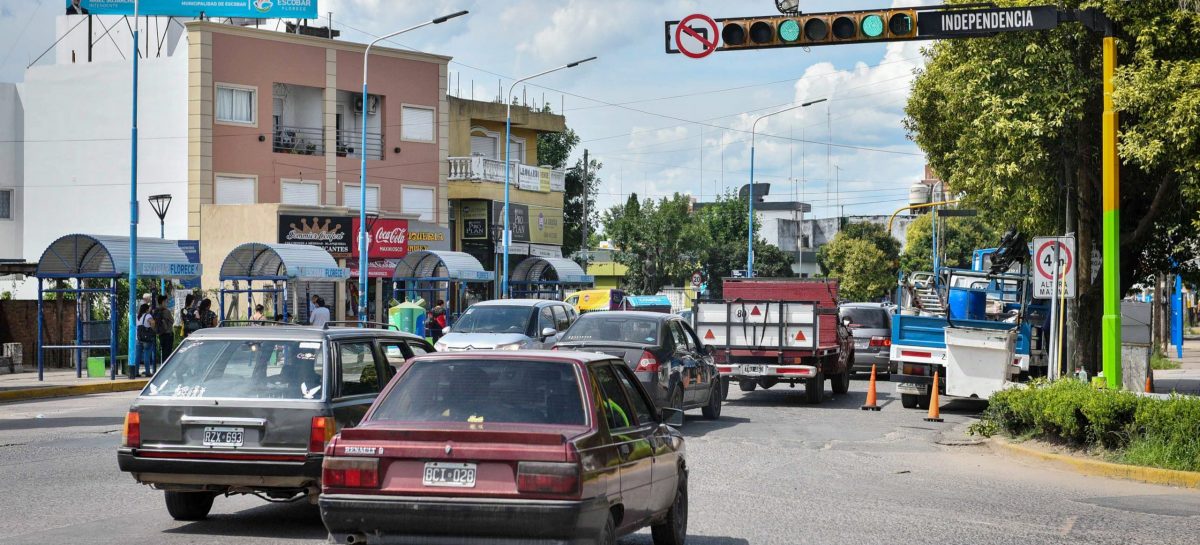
(219, 243, 348, 281)
(35, 234, 201, 279)
(510, 257, 593, 285)
(393, 250, 494, 282)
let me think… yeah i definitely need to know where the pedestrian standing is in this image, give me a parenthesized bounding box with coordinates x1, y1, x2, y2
(153, 295, 174, 371)
(134, 303, 156, 379)
(198, 298, 218, 329)
(429, 306, 448, 342)
(310, 297, 330, 328)
(251, 304, 266, 323)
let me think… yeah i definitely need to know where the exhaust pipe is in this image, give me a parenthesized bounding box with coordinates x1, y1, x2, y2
(345, 533, 367, 545)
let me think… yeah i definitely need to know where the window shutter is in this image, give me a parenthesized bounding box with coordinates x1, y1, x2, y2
(215, 176, 255, 204)
(470, 134, 497, 159)
(401, 187, 435, 222)
(345, 185, 379, 212)
(401, 106, 435, 141)
(281, 181, 320, 206)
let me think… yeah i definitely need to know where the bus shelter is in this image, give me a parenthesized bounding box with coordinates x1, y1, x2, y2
(33, 234, 201, 381)
(392, 250, 494, 320)
(218, 243, 348, 322)
(509, 257, 594, 300)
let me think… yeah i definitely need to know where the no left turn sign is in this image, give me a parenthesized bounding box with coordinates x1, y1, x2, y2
(673, 14, 719, 59)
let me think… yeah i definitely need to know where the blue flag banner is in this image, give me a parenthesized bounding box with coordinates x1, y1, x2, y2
(67, 0, 318, 19)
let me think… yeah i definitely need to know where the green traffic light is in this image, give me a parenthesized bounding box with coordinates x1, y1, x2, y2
(861, 15, 884, 38)
(778, 19, 800, 42)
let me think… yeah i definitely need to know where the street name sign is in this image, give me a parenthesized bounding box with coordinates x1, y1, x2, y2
(1033, 236, 1076, 299)
(917, 6, 1060, 38)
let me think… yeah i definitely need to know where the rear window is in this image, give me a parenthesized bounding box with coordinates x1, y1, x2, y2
(561, 316, 659, 345)
(144, 339, 325, 400)
(840, 307, 890, 329)
(369, 359, 585, 426)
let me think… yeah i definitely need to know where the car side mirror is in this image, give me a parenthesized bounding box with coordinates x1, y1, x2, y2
(661, 407, 685, 427)
(704, 345, 716, 356)
(541, 327, 558, 339)
(442, 327, 451, 335)
(842, 317, 852, 327)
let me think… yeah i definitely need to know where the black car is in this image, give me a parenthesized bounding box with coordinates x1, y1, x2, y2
(554, 311, 721, 420)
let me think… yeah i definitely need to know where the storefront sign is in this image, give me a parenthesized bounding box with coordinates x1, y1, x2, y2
(408, 223, 451, 252)
(138, 262, 202, 278)
(279, 214, 351, 255)
(517, 164, 541, 192)
(529, 244, 560, 258)
(539, 167, 552, 193)
(491, 202, 562, 246)
(460, 200, 491, 240)
(295, 266, 351, 280)
(348, 259, 400, 279)
(177, 240, 201, 289)
(352, 218, 408, 258)
(68, 0, 318, 18)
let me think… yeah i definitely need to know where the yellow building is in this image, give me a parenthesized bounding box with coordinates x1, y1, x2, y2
(583, 248, 628, 290)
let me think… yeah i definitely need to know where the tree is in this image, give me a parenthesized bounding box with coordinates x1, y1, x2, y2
(537, 127, 600, 259)
(903, 0, 1200, 371)
(816, 222, 900, 281)
(691, 192, 794, 298)
(899, 214, 1002, 273)
(818, 222, 902, 301)
(602, 193, 704, 294)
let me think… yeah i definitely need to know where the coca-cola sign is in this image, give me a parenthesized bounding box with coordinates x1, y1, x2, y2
(352, 218, 409, 258)
(278, 215, 351, 255)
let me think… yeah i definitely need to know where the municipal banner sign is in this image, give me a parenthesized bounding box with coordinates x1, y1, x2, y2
(68, 0, 319, 19)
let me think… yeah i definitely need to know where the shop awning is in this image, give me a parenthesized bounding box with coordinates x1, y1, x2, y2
(35, 234, 201, 279)
(510, 257, 593, 285)
(219, 243, 348, 282)
(393, 250, 494, 282)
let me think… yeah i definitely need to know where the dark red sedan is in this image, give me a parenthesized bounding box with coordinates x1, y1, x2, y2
(318, 351, 689, 545)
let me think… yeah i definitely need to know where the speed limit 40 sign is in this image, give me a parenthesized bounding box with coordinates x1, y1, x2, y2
(1033, 236, 1076, 299)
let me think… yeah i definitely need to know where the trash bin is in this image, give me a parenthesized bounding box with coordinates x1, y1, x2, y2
(87, 356, 106, 378)
(947, 287, 987, 320)
(389, 302, 425, 334)
(944, 327, 1016, 399)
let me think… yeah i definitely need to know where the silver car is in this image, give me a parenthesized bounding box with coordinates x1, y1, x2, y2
(434, 299, 577, 352)
(839, 303, 893, 375)
(116, 325, 434, 521)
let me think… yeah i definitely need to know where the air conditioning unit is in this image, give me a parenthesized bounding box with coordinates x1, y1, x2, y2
(353, 95, 379, 114)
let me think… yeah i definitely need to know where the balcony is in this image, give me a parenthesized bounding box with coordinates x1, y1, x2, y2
(272, 125, 324, 155)
(335, 128, 384, 160)
(448, 156, 565, 192)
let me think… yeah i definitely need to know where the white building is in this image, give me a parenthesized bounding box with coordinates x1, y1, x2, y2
(0, 83, 22, 261)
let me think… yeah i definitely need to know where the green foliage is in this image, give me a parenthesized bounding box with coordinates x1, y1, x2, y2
(817, 223, 899, 301)
(691, 192, 793, 298)
(0, 291, 11, 300)
(972, 379, 1200, 472)
(1151, 349, 1182, 370)
(900, 213, 1001, 273)
(537, 128, 599, 259)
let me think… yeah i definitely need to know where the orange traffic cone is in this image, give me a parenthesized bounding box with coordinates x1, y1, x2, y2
(861, 364, 881, 411)
(1145, 374, 1153, 394)
(924, 371, 944, 423)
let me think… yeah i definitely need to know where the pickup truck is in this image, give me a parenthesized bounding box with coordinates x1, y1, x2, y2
(694, 278, 852, 404)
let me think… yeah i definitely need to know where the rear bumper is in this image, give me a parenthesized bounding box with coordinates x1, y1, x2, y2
(117, 448, 321, 490)
(319, 494, 609, 545)
(850, 350, 890, 372)
(893, 373, 934, 395)
(724, 364, 818, 381)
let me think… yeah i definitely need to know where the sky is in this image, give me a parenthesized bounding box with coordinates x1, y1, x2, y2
(0, 0, 938, 220)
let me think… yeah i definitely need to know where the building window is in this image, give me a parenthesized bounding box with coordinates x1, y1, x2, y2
(470, 128, 498, 159)
(344, 184, 380, 212)
(281, 180, 321, 206)
(506, 136, 525, 164)
(400, 105, 435, 142)
(402, 186, 435, 222)
(0, 189, 11, 219)
(216, 84, 256, 126)
(215, 175, 256, 204)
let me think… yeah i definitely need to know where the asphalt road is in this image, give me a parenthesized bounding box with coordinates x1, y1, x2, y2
(1, 379, 1198, 545)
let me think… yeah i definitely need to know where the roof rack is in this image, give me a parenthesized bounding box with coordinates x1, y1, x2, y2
(323, 321, 400, 331)
(218, 320, 293, 327)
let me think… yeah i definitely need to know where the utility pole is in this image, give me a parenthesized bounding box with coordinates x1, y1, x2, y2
(581, 149, 589, 255)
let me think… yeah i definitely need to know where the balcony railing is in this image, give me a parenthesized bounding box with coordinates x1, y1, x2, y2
(273, 125, 324, 155)
(335, 129, 384, 160)
(448, 156, 565, 192)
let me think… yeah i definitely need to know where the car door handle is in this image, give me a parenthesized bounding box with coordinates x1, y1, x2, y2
(617, 443, 632, 458)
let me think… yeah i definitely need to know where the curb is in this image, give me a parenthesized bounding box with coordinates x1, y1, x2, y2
(991, 437, 1200, 489)
(0, 380, 148, 403)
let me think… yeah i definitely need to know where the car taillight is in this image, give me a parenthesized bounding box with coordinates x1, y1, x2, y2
(869, 336, 891, 348)
(550, 346, 559, 351)
(122, 410, 140, 448)
(517, 462, 579, 495)
(635, 351, 660, 372)
(903, 364, 924, 376)
(322, 456, 379, 489)
(309, 416, 335, 454)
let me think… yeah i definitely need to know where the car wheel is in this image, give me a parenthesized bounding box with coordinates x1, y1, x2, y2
(720, 376, 730, 401)
(651, 471, 688, 545)
(164, 491, 216, 521)
(805, 373, 823, 404)
(901, 393, 919, 409)
(831, 371, 850, 395)
(738, 380, 756, 392)
(916, 392, 932, 410)
(598, 511, 616, 545)
(701, 382, 722, 420)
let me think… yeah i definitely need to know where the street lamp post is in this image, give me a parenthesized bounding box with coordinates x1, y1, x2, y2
(358, 10, 468, 324)
(747, 98, 826, 278)
(501, 56, 597, 298)
(148, 194, 172, 294)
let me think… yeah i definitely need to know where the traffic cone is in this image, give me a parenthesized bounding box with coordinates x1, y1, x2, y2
(1145, 374, 1153, 394)
(861, 364, 881, 411)
(924, 371, 944, 423)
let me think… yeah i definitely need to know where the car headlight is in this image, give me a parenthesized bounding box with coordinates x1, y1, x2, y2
(495, 342, 523, 351)
(434, 342, 448, 352)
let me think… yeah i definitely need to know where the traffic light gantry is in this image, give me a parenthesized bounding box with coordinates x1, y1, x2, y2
(718, 8, 918, 50)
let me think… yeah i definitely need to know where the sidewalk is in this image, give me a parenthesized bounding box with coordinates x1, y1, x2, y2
(0, 369, 147, 403)
(1153, 337, 1200, 395)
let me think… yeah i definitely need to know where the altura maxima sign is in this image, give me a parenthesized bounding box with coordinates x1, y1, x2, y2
(918, 6, 1059, 37)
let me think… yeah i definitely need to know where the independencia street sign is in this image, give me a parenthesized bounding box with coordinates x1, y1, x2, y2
(918, 6, 1060, 37)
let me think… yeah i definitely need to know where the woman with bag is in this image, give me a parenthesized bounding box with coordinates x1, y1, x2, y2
(133, 303, 157, 379)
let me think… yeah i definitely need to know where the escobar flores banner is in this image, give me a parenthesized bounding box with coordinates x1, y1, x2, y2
(67, 0, 318, 19)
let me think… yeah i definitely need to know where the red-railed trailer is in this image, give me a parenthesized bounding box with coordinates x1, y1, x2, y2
(693, 278, 852, 404)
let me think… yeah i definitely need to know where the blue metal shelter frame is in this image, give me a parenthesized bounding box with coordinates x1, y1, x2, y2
(392, 250, 494, 321)
(508, 257, 594, 300)
(218, 243, 348, 322)
(33, 234, 201, 381)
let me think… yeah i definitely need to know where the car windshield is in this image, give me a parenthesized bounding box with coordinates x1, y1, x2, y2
(560, 316, 660, 345)
(370, 359, 585, 426)
(143, 339, 325, 400)
(450, 306, 532, 334)
(840, 307, 889, 329)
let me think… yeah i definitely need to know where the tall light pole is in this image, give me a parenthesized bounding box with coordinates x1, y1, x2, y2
(501, 56, 597, 297)
(358, 10, 468, 323)
(127, 0, 141, 374)
(148, 194, 172, 294)
(747, 98, 826, 278)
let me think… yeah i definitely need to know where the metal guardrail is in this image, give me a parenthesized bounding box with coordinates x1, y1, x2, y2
(335, 129, 383, 160)
(273, 125, 324, 155)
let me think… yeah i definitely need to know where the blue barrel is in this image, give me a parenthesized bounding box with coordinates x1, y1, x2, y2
(947, 288, 987, 320)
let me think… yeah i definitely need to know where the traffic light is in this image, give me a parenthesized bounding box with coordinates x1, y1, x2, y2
(717, 8, 918, 50)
